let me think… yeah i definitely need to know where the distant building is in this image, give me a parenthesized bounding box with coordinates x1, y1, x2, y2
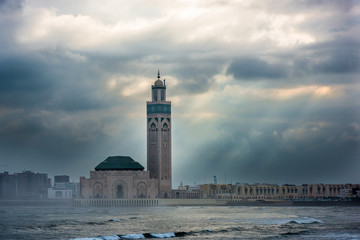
(302, 183, 360, 199)
(172, 184, 203, 199)
(48, 175, 80, 199)
(0, 172, 16, 199)
(54, 175, 70, 183)
(200, 184, 235, 199)
(199, 183, 360, 200)
(0, 171, 49, 199)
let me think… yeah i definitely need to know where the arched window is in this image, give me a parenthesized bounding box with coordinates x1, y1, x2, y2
(162, 122, 168, 131)
(150, 122, 156, 131)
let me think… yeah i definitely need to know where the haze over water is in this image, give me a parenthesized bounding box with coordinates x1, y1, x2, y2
(1, 205, 360, 239)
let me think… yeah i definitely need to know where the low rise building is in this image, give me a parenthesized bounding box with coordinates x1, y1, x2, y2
(198, 183, 360, 200)
(200, 184, 235, 199)
(48, 175, 80, 199)
(172, 184, 203, 199)
(0, 171, 49, 199)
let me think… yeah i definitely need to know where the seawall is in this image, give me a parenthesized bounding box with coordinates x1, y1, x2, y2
(71, 198, 360, 207)
(72, 198, 227, 207)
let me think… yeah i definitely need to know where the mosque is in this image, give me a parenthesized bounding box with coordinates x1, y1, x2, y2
(80, 71, 172, 199)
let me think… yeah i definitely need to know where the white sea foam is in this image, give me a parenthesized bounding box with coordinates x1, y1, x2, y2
(150, 232, 175, 238)
(255, 217, 323, 225)
(100, 236, 120, 240)
(120, 233, 145, 239)
(109, 219, 122, 222)
(72, 238, 102, 240)
(71, 235, 119, 240)
(289, 217, 323, 224)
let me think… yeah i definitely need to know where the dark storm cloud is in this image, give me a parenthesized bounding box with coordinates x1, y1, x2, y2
(285, 40, 360, 85)
(0, 107, 113, 178)
(171, 63, 221, 94)
(309, 39, 360, 75)
(228, 37, 359, 84)
(0, 54, 54, 108)
(227, 57, 288, 80)
(0, 0, 23, 13)
(0, 49, 120, 109)
(0, 45, 136, 175)
(185, 102, 360, 184)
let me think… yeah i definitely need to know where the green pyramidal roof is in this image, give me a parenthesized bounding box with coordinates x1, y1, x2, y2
(95, 156, 145, 171)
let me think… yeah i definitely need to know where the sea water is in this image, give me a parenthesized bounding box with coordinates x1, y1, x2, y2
(0, 204, 359, 239)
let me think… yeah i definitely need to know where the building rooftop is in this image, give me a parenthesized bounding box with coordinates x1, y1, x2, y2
(154, 79, 164, 87)
(95, 156, 145, 171)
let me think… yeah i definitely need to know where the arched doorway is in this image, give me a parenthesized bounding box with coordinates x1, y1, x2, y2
(112, 180, 128, 198)
(93, 182, 103, 198)
(116, 185, 124, 198)
(137, 182, 147, 198)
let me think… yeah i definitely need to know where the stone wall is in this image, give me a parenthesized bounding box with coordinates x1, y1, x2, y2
(80, 170, 159, 199)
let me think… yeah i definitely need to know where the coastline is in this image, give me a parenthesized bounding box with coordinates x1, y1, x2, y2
(1, 198, 359, 207)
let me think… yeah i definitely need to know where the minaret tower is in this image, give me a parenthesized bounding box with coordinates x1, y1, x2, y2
(146, 70, 172, 198)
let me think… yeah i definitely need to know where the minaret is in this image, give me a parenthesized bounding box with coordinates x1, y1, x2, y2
(146, 70, 172, 198)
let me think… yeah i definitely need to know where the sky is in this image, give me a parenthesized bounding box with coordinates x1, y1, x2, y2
(0, 0, 359, 186)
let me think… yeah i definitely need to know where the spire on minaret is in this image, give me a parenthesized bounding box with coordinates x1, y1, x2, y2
(157, 69, 160, 80)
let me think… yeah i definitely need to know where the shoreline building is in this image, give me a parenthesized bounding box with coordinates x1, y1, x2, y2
(48, 175, 80, 199)
(200, 183, 360, 200)
(0, 171, 49, 200)
(80, 71, 172, 199)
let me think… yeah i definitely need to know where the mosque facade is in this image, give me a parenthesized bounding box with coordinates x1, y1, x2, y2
(80, 72, 172, 199)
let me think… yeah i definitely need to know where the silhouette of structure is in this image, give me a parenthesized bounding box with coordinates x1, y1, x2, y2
(146, 70, 172, 198)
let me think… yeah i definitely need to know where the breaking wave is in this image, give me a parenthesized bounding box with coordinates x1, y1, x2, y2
(254, 217, 323, 225)
(71, 232, 181, 239)
(68, 217, 323, 239)
(108, 219, 122, 222)
(70, 230, 230, 239)
(287, 217, 323, 224)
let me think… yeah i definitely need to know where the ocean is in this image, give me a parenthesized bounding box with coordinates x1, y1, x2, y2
(0, 204, 359, 239)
